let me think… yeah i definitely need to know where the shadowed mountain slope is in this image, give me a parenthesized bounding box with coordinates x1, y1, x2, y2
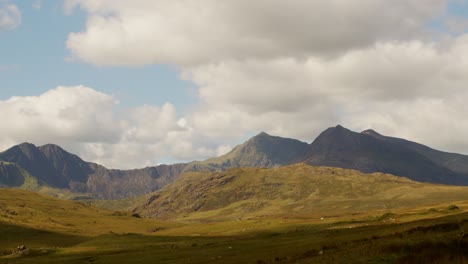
(361, 129, 468, 175)
(302, 125, 468, 185)
(2, 125, 468, 200)
(0, 144, 187, 199)
(0, 162, 32, 187)
(0, 133, 308, 199)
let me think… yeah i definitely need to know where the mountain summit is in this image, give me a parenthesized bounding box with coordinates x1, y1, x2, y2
(219, 131, 309, 167)
(361, 129, 384, 138)
(0, 143, 91, 190)
(183, 132, 309, 172)
(302, 125, 466, 185)
(1, 125, 468, 200)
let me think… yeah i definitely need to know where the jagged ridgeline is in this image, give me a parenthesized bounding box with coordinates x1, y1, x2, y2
(1, 125, 468, 200)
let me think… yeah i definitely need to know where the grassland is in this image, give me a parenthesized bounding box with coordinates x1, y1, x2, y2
(135, 164, 468, 221)
(1, 186, 467, 263)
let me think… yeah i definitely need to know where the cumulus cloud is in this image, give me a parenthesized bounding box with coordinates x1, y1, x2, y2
(183, 37, 468, 142)
(445, 16, 468, 34)
(53, 0, 468, 161)
(0, 86, 119, 146)
(65, 0, 445, 66)
(0, 2, 21, 30)
(344, 92, 468, 153)
(0, 87, 223, 169)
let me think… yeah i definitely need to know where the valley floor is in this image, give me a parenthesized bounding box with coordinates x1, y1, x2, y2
(1, 195, 467, 264)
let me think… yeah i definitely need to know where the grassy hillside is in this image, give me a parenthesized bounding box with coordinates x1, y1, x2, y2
(135, 164, 468, 221)
(0, 188, 467, 263)
(0, 189, 174, 236)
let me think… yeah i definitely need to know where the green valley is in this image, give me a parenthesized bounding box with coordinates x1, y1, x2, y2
(1, 164, 467, 263)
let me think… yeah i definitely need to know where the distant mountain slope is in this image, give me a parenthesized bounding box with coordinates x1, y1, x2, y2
(2, 125, 468, 199)
(39, 144, 93, 190)
(0, 143, 91, 190)
(0, 133, 307, 199)
(0, 143, 58, 187)
(0, 161, 32, 187)
(134, 164, 468, 220)
(183, 132, 308, 172)
(361, 129, 468, 175)
(86, 163, 187, 199)
(0, 143, 187, 199)
(302, 125, 468, 185)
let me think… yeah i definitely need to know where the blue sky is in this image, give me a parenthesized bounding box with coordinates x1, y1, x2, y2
(2, 1, 466, 106)
(0, 1, 196, 110)
(1, 1, 468, 169)
(449, 0, 468, 15)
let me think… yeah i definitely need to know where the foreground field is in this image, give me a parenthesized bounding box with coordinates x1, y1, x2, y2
(0, 189, 467, 263)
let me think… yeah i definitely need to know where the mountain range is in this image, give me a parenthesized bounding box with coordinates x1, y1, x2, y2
(1, 125, 468, 199)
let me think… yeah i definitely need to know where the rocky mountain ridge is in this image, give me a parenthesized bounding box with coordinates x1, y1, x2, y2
(1, 125, 468, 199)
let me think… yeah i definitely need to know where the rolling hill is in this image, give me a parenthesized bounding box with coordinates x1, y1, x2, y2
(1, 187, 467, 263)
(134, 164, 468, 220)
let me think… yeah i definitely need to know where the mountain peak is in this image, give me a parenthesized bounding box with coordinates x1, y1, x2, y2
(8, 142, 41, 159)
(308, 125, 358, 153)
(321, 125, 354, 136)
(195, 131, 309, 170)
(17, 142, 36, 147)
(16, 142, 38, 150)
(253, 131, 271, 138)
(38, 144, 67, 154)
(326, 125, 352, 132)
(361, 129, 382, 137)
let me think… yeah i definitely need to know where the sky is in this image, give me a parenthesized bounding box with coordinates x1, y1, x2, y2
(1, 0, 468, 169)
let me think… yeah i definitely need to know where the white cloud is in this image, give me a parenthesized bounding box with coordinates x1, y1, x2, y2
(0, 87, 222, 169)
(344, 92, 468, 153)
(65, 0, 445, 66)
(48, 0, 468, 164)
(0, 86, 119, 146)
(445, 16, 468, 34)
(183, 35, 468, 150)
(0, 2, 21, 30)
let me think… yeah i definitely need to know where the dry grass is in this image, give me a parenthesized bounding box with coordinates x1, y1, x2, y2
(1, 169, 467, 263)
(135, 164, 468, 221)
